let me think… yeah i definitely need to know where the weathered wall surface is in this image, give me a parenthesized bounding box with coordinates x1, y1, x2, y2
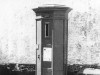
(68, 8, 100, 65)
(1, 0, 100, 65)
(0, 2, 36, 64)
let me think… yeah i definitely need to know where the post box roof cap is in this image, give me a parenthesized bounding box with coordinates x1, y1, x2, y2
(38, 4, 66, 7)
(33, 4, 70, 13)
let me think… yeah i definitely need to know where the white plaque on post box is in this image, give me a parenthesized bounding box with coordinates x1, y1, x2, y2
(43, 47, 52, 61)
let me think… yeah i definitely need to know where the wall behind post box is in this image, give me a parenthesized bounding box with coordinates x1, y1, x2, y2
(0, 0, 36, 64)
(1, 0, 100, 65)
(68, 8, 100, 65)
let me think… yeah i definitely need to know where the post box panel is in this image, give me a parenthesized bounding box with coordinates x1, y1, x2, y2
(42, 19, 52, 47)
(36, 20, 42, 75)
(53, 20, 64, 44)
(53, 20, 64, 75)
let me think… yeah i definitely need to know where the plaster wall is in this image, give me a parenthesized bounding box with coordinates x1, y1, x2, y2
(68, 9, 100, 65)
(0, 5, 36, 64)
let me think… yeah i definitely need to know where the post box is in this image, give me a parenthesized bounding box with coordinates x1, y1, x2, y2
(33, 4, 71, 75)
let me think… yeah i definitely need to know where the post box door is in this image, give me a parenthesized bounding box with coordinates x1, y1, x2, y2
(42, 19, 53, 75)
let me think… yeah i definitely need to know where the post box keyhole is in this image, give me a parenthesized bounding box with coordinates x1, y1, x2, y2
(38, 55, 40, 60)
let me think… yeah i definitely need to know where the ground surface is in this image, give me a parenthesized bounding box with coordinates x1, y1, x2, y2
(0, 64, 35, 75)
